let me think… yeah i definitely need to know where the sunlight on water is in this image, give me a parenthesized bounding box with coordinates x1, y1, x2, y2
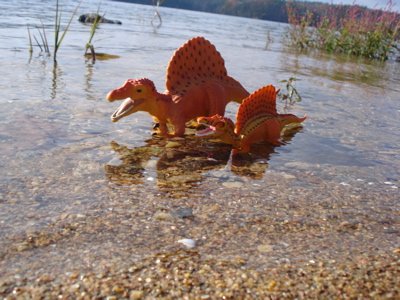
(0, 0, 399, 281)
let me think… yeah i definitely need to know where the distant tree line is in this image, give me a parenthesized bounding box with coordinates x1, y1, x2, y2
(113, 0, 399, 26)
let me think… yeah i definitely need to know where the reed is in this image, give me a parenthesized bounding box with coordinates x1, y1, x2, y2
(85, 5, 102, 63)
(286, 0, 400, 60)
(27, 23, 50, 55)
(151, 0, 164, 29)
(54, 0, 81, 61)
(27, 25, 33, 53)
(37, 22, 50, 54)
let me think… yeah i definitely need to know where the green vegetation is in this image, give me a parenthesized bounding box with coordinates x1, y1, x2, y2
(84, 5, 102, 63)
(27, 23, 50, 56)
(27, 0, 81, 61)
(286, 1, 399, 60)
(54, 0, 81, 61)
(279, 77, 302, 107)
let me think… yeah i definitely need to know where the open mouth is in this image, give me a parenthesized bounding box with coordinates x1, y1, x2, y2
(195, 124, 217, 137)
(111, 98, 143, 122)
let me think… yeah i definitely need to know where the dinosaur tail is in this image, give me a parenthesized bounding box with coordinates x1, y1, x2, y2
(278, 114, 307, 127)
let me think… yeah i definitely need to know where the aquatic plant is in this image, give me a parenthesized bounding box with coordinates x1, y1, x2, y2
(151, 0, 164, 29)
(54, 0, 81, 61)
(27, 25, 33, 54)
(278, 77, 302, 107)
(84, 5, 102, 63)
(27, 23, 50, 55)
(286, 0, 400, 60)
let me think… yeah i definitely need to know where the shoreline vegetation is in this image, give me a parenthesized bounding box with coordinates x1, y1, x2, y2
(114, 0, 400, 60)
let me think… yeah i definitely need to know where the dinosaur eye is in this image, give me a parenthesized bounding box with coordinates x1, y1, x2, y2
(215, 122, 225, 128)
(136, 89, 142, 93)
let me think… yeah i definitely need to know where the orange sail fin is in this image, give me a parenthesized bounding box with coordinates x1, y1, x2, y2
(166, 37, 228, 99)
(236, 85, 278, 134)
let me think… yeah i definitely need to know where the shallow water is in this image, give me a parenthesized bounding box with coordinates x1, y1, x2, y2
(0, 0, 399, 280)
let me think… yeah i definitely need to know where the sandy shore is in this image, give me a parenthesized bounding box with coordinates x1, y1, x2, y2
(1, 249, 399, 299)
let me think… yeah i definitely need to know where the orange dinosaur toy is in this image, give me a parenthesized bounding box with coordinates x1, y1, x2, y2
(196, 85, 306, 153)
(107, 36, 249, 137)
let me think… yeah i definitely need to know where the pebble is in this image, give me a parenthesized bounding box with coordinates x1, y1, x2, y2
(165, 141, 181, 148)
(154, 212, 173, 221)
(173, 207, 193, 219)
(280, 173, 296, 180)
(257, 244, 273, 253)
(222, 181, 243, 188)
(130, 290, 144, 299)
(107, 157, 122, 167)
(178, 239, 196, 249)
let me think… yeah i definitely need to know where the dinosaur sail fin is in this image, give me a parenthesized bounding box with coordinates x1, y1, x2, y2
(166, 37, 228, 102)
(236, 85, 278, 134)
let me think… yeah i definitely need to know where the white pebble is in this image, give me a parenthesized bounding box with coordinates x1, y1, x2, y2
(178, 238, 196, 249)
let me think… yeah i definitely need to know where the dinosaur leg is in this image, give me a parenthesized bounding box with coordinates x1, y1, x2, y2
(172, 121, 186, 137)
(159, 122, 170, 137)
(206, 83, 227, 116)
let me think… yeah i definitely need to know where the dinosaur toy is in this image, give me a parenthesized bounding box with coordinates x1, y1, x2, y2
(106, 36, 249, 137)
(196, 85, 306, 153)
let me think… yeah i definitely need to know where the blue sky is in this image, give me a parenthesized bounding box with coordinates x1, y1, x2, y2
(305, 0, 400, 12)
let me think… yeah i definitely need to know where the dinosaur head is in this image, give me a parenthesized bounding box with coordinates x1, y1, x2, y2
(196, 114, 235, 140)
(107, 78, 157, 122)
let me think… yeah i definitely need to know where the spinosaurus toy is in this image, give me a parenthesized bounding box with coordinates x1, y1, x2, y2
(106, 36, 249, 137)
(196, 85, 306, 153)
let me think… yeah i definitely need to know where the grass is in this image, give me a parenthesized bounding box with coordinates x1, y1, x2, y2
(84, 5, 103, 63)
(54, 0, 82, 61)
(27, 23, 50, 55)
(27, 0, 81, 61)
(286, 0, 400, 60)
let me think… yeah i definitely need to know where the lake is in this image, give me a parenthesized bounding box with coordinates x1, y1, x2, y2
(0, 0, 399, 297)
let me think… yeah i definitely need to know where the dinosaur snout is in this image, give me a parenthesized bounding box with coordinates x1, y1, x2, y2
(106, 89, 126, 102)
(106, 90, 115, 102)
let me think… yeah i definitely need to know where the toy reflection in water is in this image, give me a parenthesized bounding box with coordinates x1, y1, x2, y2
(104, 125, 304, 192)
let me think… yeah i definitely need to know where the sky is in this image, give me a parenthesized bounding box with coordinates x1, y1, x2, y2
(305, 0, 400, 12)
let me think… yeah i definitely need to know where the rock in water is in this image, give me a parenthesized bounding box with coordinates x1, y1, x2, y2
(78, 13, 122, 25)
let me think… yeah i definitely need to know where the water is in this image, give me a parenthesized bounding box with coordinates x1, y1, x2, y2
(0, 0, 399, 279)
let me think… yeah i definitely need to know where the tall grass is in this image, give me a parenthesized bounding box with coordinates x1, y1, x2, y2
(27, 0, 81, 61)
(27, 23, 50, 55)
(84, 5, 102, 63)
(286, 0, 400, 60)
(53, 0, 81, 61)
